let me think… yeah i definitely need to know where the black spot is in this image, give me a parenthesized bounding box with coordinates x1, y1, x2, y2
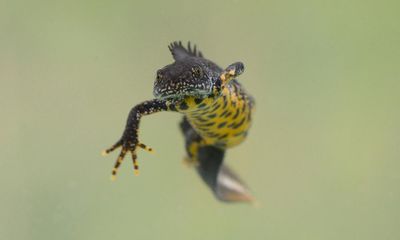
(211, 104, 220, 112)
(217, 133, 229, 140)
(232, 117, 246, 129)
(225, 112, 232, 118)
(217, 122, 227, 128)
(242, 103, 247, 112)
(207, 113, 217, 119)
(220, 110, 229, 117)
(205, 132, 220, 137)
(198, 103, 207, 108)
(196, 117, 208, 123)
(222, 96, 228, 108)
(194, 98, 203, 104)
(199, 122, 215, 127)
(233, 108, 240, 119)
(232, 100, 237, 107)
(179, 101, 189, 110)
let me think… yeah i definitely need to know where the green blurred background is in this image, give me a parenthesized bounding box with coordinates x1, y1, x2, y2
(1, 0, 399, 239)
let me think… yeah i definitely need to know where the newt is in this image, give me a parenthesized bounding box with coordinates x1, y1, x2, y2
(103, 41, 255, 202)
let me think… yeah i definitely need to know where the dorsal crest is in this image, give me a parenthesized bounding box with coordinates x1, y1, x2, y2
(168, 41, 204, 61)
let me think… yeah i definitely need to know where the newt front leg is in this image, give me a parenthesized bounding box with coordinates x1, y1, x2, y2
(102, 99, 177, 180)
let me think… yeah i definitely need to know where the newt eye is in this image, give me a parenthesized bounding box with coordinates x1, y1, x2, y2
(156, 71, 163, 80)
(191, 66, 203, 78)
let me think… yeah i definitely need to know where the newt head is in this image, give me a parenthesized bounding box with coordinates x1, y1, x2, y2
(153, 59, 214, 99)
(153, 41, 222, 100)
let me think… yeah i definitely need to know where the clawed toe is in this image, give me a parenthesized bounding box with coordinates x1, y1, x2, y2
(102, 139, 123, 156)
(138, 143, 154, 153)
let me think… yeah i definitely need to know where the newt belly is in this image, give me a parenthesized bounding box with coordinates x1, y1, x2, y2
(177, 82, 254, 148)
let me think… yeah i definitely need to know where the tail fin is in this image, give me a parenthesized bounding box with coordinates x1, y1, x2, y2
(197, 145, 254, 203)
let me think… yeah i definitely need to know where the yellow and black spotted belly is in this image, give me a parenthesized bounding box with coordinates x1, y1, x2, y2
(176, 81, 254, 149)
(104, 41, 255, 202)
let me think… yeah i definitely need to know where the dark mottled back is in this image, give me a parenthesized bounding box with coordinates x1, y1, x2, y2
(153, 42, 222, 100)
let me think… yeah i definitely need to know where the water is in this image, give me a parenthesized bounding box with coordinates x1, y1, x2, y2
(1, 0, 400, 239)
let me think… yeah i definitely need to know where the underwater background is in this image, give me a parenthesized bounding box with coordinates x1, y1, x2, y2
(1, 0, 399, 239)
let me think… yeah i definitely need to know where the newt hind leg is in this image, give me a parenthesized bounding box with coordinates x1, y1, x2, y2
(179, 117, 253, 202)
(180, 117, 204, 167)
